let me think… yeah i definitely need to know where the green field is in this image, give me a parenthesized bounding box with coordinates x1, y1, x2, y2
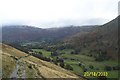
(32, 49, 51, 57)
(32, 49, 119, 78)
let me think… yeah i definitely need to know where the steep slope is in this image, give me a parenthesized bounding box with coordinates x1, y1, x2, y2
(65, 16, 119, 60)
(1, 43, 85, 79)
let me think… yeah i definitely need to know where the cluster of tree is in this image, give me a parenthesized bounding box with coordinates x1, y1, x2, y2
(78, 62, 88, 72)
(56, 45, 66, 50)
(94, 50, 110, 62)
(104, 65, 120, 71)
(56, 57, 64, 63)
(70, 51, 79, 54)
(88, 49, 111, 62)
(70, 48, 81, 54)
(51, 51, 59, 56)
(51, 51, 65, 57)
(104, 66, 112, 71)
(42, 43, 75, 52)
(25, 44, 44, 49)
(43, 44, 67, 52)
(52, 57, 64, 65)
(7, 42, 32, 54)
(59, 62, 65, 68)
(43, 46, 57, 52)
(32, 52, 51, 62)
(89, 65, 94, 69)
(95, 55, 110, 62)
(52, 57, 73, 70)
(65, 64, 73, 70)
(59, 62, 73, 71)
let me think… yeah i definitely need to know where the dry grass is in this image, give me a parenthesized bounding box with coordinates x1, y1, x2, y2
(1, 44, 85, 79)
(2, 53, 16, 78)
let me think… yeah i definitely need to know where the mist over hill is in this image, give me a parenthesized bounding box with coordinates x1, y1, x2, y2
(2, 16, 119, 60)
(2, 25, 97, 44)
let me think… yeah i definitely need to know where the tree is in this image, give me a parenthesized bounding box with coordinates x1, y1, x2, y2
(75, 48, 81, 53)
(53, 61, 58, 65)
(104, 66, 112, 71)
(70, 50, 79, 54)
(51, 51, 58, 56)
(78, 62, 82, 67)
(60, 62, 65, 68)
(89, 65, 94, 69)
(56, 57, 64, 63)
(38, 51, 43, 55)
(113, 65, 119, 70)
(83, 68, 88, 72)
(65, 64, 73, 70)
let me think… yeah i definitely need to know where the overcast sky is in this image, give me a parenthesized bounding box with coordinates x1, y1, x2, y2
(0, 0, 119, 28)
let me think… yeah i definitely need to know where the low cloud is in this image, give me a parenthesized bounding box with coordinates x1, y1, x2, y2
(0, 0, 119, 28)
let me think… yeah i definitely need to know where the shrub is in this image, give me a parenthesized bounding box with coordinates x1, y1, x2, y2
(96, 68, 99, 70)
(81, 65, 85, 70)
(89, 65, 94, 69)
(104, 66, 112, 71)
(83, 68, 88, 72)
(113, 65, 120, 70)
(60, 62, 65, 68)
(70, 51, 78, 54)
(53, 61, 58, 65)
(56, 57, 64, 63)
(78, 63, 82, 67)
(38, 51, 43, 55)
(65, 64, 73, 70)
(95, 56, 105, 62)
(51, 51, 58, 56)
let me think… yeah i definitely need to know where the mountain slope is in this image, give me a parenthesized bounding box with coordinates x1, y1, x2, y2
(64, 16, 119, 60)
(1, 43, 85, 79)
(2, 25, 96, 43)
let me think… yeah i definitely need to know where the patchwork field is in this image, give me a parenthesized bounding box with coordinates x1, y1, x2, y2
(32, 49, 119, 78)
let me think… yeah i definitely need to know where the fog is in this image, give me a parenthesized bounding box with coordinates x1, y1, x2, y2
(0, 0, 119, 28)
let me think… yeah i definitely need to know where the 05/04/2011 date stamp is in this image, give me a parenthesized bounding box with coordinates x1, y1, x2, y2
(84, 72, 108, 77)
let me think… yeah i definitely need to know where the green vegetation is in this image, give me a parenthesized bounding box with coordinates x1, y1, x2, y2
(2, 54, 16, 78)
(32, 49, 51, 58)
(31, 48, 118, 78)
(2, 16, 119, 79)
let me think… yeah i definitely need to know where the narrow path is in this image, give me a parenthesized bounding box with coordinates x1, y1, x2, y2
(10, 60, 19, 78)
(10, 55, 30, 78)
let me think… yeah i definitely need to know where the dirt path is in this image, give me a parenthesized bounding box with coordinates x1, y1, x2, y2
(10, 55, 30, 78)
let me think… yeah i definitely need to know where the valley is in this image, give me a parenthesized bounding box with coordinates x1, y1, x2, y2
(1, 16, 119, 79)
(31, 48, 118, 78)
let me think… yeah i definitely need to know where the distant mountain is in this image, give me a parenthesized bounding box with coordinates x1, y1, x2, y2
(64, 16, 119, 60)
(2, 25, 45, 43)
(2, 25, 96, 44)
(1, 43, 82, 79)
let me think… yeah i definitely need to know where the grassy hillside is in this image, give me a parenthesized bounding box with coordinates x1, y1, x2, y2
(1, 43, 85, 79)
(64, 16, 119, 60)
